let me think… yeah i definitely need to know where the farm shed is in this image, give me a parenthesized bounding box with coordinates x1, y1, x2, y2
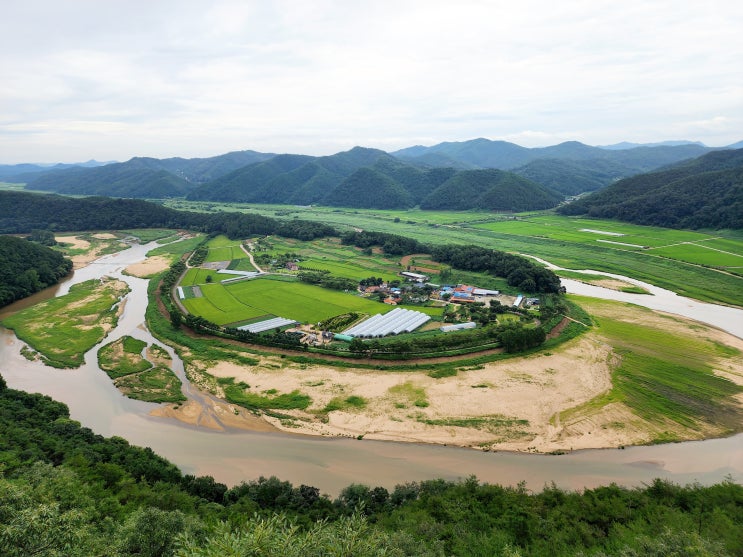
(473, 288, 499, 296)
(440, 322, 477, 332)
(238, 316, 297, 334)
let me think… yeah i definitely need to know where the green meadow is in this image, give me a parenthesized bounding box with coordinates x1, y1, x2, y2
(565, 296, 743, 438)
(2, 278, 129, 368)
(147, 234, 205, 262)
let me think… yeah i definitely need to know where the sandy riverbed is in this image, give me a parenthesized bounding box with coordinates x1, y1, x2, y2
(55, 234, 127, 269)
(124, 255, 171, 277)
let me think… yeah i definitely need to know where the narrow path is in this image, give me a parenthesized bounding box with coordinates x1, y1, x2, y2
(240, 243, 264, 272)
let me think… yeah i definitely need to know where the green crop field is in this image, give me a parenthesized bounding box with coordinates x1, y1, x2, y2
(180, 268, 222, 286)
(697, 237, 743, 257)
(203, 235, 247, 263)
(299, 259, 398, 282)
(648, 243, 743, 270)
(182, 271, 444, 326)
(226, 279, 390, 324)
(182, 292, 268, 325)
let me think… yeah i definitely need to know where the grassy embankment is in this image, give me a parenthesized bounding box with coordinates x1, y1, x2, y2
(168, 203, 743, 307)
(97, 335, 185, 403)
(558, 296, 743, 443)
(2, 278, 129, 368)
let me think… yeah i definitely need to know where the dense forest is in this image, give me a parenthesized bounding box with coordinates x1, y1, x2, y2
(187, 147, 560, 211)
(419, 169, 561, 211)
(392, 138, 716, 170)
(559, 148, 743, 229)
(21, 150, 274, 194)
(0, 191, 334, 241)
(1, 377, 741, 556)
(511, 158, 636, 196)
(20, 146, 564, 212)
(0, 235, 72, 307)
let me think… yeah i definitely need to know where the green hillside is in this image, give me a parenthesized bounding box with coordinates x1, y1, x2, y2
(559, 148, 743, 229)
(324, 167, 415, 209)
(26, 160, 193, 198)
(420, 169, 562, 211)
(513, 158, 638, 195)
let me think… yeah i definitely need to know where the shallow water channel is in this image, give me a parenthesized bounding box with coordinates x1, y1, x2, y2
(1, 242, 741, 495)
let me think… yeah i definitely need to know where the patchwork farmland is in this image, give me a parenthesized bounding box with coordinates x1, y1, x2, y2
(178, 235, 444, 328)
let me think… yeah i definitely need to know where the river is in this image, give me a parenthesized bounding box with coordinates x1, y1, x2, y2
(1, 242, 741, 495)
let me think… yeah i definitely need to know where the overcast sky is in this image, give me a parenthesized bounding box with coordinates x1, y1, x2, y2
(1, 1, 742, 163)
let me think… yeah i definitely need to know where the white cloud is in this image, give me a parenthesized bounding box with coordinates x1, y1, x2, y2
(1, 0, 742, 162)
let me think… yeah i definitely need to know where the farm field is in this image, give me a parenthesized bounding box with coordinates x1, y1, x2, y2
(249, 208, 743, 306)
(182, 277, 406, 325)
(647, 243, 743, 273)
(258, 236, 401, 277)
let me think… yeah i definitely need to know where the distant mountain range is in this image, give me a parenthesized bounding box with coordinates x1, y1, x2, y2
(558, 148, 743, 229)
(3, 137, 740, 218)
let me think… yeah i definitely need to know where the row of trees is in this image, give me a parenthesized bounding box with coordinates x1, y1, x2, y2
(340, 230, 561, 294)
(340, 230, 426, 256)
(430, 244, 562, 293)
(1, 376, 740, 555)
(351, 321, 545, 356)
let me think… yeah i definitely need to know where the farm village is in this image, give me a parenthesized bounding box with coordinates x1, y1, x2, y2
(174, 234, 547, 354)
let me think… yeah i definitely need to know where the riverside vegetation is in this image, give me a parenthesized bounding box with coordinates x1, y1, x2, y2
(97, 336, 185, 403)
(2, 277, 129, 368)
(1, 375, 742, 556)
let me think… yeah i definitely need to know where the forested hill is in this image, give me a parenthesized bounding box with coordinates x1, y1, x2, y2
(558, 148, 743, 229)
(0, 235, 72, 307)
(22, 150, 275, 197)
(188, 147, 561, 211)
(392, 138, 715, 171)
(420, 169, 562, 211)
(12, 139, 742, 209)
(25, 160, 194, 198)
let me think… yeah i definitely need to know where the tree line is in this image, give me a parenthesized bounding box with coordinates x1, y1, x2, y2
(0, 191, 334, 241)
(1, 376, 740, 556)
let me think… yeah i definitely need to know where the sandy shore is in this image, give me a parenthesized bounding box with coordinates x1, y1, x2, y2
(56, 234, 128, 269)
(191, 334, 616, 451)
(124, 255, 171, 278)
